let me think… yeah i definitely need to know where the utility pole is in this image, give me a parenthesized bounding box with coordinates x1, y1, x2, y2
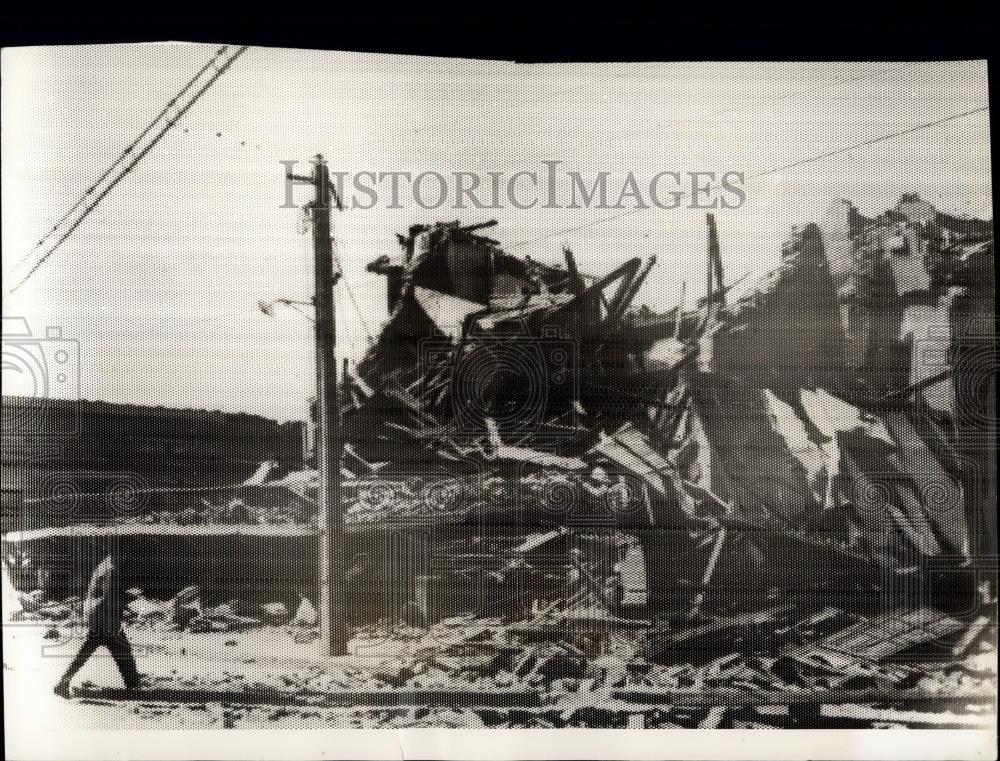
(705, 213, 725, 306)
(288, 155, 346, 656)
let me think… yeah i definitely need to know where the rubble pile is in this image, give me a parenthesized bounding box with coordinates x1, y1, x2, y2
(332, 202, 992, 625)
(335, 201, 992, 696)
(12, 589, 82, 624)
(137, 493, 312, 526)
(121, 586, 325, 634)
(4, 196, 995, 713)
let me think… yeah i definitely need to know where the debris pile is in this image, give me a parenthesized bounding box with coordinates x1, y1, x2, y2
(330, 200, 994, 625)
(138, 494, 311, 526)
(12, 589, 81, 624)
(3, 196, 995, 712)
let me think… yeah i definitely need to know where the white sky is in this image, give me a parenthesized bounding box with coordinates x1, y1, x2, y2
(1, 45, 992, 422)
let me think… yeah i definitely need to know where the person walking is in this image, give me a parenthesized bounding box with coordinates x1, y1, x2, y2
(54, 553, 141, 698)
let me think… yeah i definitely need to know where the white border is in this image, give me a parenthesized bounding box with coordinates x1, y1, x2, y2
(6, 727, 999, 761)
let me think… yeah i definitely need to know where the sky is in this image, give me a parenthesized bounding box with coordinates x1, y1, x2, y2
(1, 46, 992, 422)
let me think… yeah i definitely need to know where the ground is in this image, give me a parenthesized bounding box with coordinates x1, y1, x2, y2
(5, 615, 997, 730)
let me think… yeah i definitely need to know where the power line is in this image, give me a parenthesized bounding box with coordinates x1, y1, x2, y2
(6, 45, 249, 296)
(508, 104, 990, 250)
(668, 62, 919, 124)
(334, 238, 376, 346)
(247, 62, 927, 173)
(743, 105, 989, 181)
(9, 45, 233, 273)
(510, 62, 927, 168)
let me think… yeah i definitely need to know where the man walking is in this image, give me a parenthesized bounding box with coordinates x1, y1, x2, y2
(54, 553, 142, 698)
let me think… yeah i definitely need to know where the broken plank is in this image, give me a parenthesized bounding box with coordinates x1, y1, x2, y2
(804, 607, 964, 662)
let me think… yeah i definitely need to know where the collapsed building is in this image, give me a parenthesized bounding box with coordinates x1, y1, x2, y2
(327, 195, 995, 633)
(3, 195, 995, 681)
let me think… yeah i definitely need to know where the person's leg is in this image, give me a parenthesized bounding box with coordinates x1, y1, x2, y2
(105, 631, 141, 689)
(55, 633, 100, 693)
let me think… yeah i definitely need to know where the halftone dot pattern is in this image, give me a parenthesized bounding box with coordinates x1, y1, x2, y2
(1, 46, 994, 732)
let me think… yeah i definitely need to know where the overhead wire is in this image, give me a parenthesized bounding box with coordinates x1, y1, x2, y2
(7, 54, 984, 315)
(208, 61, 929, 178)
(507, 104, 990, 250)
(334, 237, 376, 347)
(506, 61, 929, 170)
(9, 45, 233, 273)
(7, 44, 249, 296)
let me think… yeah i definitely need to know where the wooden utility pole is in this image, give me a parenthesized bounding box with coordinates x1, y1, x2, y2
(706, 213, 724, 305)
(288, 155, 346, 656)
